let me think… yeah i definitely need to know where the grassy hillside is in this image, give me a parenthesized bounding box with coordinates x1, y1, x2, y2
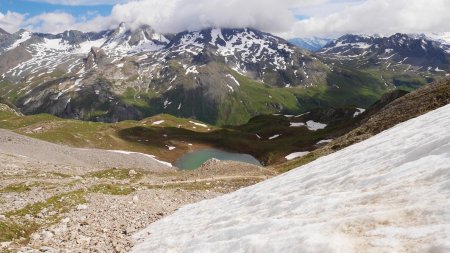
(275, 77, 450, 173)
(0, 61, 395, 127)
(0, 104, 361, 166)
(215, 66, 390, 125)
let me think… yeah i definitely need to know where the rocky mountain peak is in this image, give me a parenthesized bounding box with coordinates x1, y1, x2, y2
(0, 27, 10, 36)
(84, 47, 107, 70)
(0, 28, 11, 43)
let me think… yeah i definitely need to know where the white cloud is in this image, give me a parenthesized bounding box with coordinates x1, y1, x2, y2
(290, 0, 365, 18)
(23, 12, 76, 33)
(107, 0, 298, 34)
(4, 0, 450, 39)
(18, 0, 304, 34)
(285, 0, 450, 38)
(0, 11, 26, 33)
(90, 0, 450, 37)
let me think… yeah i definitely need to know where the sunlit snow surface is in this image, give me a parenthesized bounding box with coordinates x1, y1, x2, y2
(132, 106, 450, 252)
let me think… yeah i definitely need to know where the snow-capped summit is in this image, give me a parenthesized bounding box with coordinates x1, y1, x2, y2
(424, 32, 450, 45)
(132, 103, 450, 253)
(101, 24, 169, 55)
(166, 27, 301, 73)
(2, 29, 32, 52)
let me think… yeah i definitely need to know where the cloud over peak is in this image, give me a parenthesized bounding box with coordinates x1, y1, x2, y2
(1, 0, 449, 39)
(108, 0, 297, 33)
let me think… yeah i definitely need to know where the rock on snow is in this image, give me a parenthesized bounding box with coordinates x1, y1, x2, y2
(132, 104, 450, 253)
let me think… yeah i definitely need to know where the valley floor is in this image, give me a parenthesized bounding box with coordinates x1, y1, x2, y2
(0, 129, 274, 252)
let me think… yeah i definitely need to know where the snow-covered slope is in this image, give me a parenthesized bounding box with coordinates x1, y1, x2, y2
(132, 104, 450, 253)
(425, 32, 450, 45)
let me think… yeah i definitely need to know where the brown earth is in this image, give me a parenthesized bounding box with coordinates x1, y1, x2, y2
(0, 129, 273, 253)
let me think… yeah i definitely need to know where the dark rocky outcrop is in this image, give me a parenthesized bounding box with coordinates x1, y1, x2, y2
(0, 46, 32, 74)
(84, 47, 108, 70)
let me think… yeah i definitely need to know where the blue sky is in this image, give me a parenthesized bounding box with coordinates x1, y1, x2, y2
(0, 0, 113, 19)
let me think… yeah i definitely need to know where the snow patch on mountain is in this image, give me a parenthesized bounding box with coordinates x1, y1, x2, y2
(213, 29, 294, 70)
(108, 150, 172, 167)
(6, 30, 32, 51)
(289, 122, 305, 127)
(226, 74, 240, 86)
(285, 151, 309, 160)
(306, 120, 327, 131)
(353, 108, 366, 117)
(172, 32, 205, 56)
(189, 121, 208, 128)
(210, 28, 225, 46)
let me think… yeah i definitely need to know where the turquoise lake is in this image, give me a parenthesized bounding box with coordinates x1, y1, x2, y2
(174, 148, 262, 170)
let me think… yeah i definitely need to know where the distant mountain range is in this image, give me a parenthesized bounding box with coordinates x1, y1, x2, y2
(289, 32, 450, 52)
(319, 33, 450, 68)
(317, 33, 450, 90)
(0, 24, 448, 125)
(288, 37, 332, 52)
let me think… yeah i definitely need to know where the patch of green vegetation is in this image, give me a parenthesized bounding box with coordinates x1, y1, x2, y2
(0, 220, 39, 243)
(121, 87, 159, 113)
(89, 184, 135, 195)
(392, 75, 428, 91)
(86, 110, 109, 119)
(1, 190, 86, 243)
(23, 122, 105, 147)
(292, 68, 387, 110)
(87, 169, 143, 181)
(0, 80, 21, 103)
(49, 69, 66, 79)
(0, 182, 57, 193)
(49, 172, 71, 179)
(0, 113, 61, 130)
(143, 178, 262, 192)
(216, 64, 395, 126)
(217, 71, 301, 125)
(5, 190, 86, 219)
(144, 182, 215, 191)
(0, 183, 31, 193)
(274, 152, 320, 173)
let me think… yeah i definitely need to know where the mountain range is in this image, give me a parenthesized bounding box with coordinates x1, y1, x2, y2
(0, 24, 449, 125)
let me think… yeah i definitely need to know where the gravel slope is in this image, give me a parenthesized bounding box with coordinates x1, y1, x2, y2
(0, 129, 173, 173)
(0, 129, 273, 252)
